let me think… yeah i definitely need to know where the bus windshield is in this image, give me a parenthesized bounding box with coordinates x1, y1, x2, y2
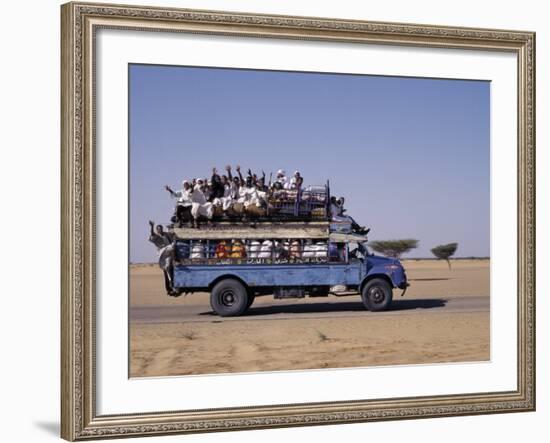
(348, 241, 370, 259)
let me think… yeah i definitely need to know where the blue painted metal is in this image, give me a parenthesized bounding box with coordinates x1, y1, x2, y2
(173, 254, 407, 291)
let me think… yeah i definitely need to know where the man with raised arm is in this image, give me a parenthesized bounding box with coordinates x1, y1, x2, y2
(225, 165, 241, 199)
(209, 167, 225, 201)
(235, 164, 245, 186)
(148, 220, 176, 296)
(165, 180, 193, 227)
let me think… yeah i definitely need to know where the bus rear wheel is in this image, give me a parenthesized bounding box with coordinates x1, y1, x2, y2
(361, 278, 393, 311)
(210, 279, 249, 317)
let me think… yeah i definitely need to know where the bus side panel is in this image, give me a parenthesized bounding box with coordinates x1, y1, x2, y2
(329, 263, 362, 286)
(173, 264, 356, 289)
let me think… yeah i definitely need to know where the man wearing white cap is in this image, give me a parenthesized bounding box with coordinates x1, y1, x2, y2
(275, 169, 288, 188)
(165, 180, 193, 226)
(165, 180, 193, 204)
(190, 179, 214, 226)
(238, 175, 263, 209)
(288, 171, 302, 190)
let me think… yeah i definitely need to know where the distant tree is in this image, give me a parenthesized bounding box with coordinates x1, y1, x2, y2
(431, 242, 458, 269)
(369, 239, 419, 259)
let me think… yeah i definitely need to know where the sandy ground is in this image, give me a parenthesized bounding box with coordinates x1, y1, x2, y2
(130, 259, 490, 377)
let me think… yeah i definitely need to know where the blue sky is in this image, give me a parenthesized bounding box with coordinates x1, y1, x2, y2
(129, 64, 490, 263)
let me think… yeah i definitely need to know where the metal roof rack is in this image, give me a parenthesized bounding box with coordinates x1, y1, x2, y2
(169, 221, 330, 240)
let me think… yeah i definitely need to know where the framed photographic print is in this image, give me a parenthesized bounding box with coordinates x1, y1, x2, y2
(61, 1, 536, 440)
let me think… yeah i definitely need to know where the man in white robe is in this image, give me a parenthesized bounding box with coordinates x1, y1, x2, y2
(190, 180, 214, 224)
(275, 169, 288, 189)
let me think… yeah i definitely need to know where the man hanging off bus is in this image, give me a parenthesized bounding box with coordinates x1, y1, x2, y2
(148, 220, 175, 295)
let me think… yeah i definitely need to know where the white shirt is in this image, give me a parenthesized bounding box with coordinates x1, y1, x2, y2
(288, 176, 300, 189)
(238, 186, 258, 204)
(191, 185, 208, 205)
(223, 183, 232, 198)
(172, 188, 192, 204)
(276, 175, 288, 189)
(228, 182, 239, 199)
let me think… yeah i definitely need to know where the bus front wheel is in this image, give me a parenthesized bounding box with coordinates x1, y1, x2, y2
(361, 278, 393, 312)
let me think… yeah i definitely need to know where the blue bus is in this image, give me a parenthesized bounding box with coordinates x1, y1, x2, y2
(169, 222, 408, 317)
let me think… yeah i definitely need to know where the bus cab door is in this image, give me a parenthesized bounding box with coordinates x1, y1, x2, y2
(329, 262, 361, 286)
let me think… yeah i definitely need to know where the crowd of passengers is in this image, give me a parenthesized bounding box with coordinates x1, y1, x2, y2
(164, 165, 315, 228)
(163, 165, 370, 236)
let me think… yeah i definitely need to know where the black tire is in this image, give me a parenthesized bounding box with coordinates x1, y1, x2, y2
(210, 279, 249, 317)
(361, 278, 393, 311)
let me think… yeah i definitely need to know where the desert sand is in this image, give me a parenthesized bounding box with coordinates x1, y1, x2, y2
(130, 259, 490, 377)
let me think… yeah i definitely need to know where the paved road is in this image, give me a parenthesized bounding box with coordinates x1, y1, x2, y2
(130, 294, 489, 324)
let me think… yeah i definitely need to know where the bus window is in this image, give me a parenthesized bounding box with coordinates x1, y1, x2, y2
(348, 242, 365, 260)
(329, 243, 346, 262)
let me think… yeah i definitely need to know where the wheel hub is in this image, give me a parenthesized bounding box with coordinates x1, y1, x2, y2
(221, 290, 236, 306)
(369, 287, 385, 304)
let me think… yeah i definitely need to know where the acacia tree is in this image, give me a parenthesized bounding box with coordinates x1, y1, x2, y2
(431, 242, 458, 269)
(368, 239, 419, 259)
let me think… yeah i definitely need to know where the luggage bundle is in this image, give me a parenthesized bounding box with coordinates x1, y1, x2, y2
(301, 242, 328, 258)
(175, 238, 331, 263)
(265, 184, 329, 220)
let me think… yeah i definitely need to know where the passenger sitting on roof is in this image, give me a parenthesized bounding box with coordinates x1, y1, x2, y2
(247, 168, 258, 186)
(221, 173, 229, 188)
(275, 169, 288, 188)
(273, 181, 283, 190)
(248, 170, 268, 203)
(165, 180, 192, 203)
(165, 180, 193, 227)
(270, 175, 299, 202)
(288, 171, 303, 190)
(254, 170, 268, 191)
(216, 169, 233, 212)
(235, 165, 245, 186)
(330, 196, 370, 235)
(224, 165, 241, 199)
(209, 167, 225, 202)
(190, 179, 214, 227)
(203, 179, 212, 201)
(330, 196, 342, 219)
(238, 175, 263, 208)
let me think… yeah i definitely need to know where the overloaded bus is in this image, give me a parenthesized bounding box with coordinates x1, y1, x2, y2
(167, 184, 408, 316)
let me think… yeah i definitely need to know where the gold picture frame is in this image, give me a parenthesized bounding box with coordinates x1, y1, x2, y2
(61, 2, 536, 440)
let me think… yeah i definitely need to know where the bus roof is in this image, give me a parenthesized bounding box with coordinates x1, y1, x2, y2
(328, 232, 368, 243)
(170, 221, 330, 240)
